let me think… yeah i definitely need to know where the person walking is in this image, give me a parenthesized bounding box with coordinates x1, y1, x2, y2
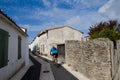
(50, 46, 58, 63)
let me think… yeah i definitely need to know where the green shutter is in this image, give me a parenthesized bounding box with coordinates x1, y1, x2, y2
(0, 29, 9, 68)
(18, 36, 21, 59)
(0, 33, 4, 68)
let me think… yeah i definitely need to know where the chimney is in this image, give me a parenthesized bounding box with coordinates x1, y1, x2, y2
(21, 27, 27, 33)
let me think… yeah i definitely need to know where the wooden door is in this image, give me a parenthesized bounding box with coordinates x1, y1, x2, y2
(57, 44, 65, 62)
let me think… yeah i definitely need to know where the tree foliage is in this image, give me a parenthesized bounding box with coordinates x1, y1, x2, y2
(88, 20, 120, 41)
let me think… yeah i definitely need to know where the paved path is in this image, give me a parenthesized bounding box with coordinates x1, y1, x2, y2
(11, 53, 89, 80)
(21, 54, 41, 80)
(14, 53, 87, 80)
(50, 62, 78, 80)
(30, 53, 55, 80)
(39, 56, 78, 80)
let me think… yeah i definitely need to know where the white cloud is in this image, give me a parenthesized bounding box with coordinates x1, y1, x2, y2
(20, 24, 40, 31)
(42, 0, 51, 7)
(20, 24, 30, 28)
(16, 0, 112, 35)
(28, 4, 109, 33)
(20, 22, 59, 31)
(98, 0, 114, 13)
(65, 16, 81, 27)
(98, 0, 120, 19)
(35, 8, 53, 17)
(13, 16, 19, 20)
(30, 7, 76, 21)
(77, 0, 108, 8)
(64, 0, 80, 4)
(64, 11, 109, 31)
(2, 0, 114, 42)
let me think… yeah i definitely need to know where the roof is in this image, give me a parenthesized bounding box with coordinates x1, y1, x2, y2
(0, 9, 28, 37)
(37, 26, 83, 37)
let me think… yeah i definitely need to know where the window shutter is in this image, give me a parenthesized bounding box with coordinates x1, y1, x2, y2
(0, 29, 9, 68)
(4, 34, 8, 66)
(18, 36, 21, 59)
(0, 32, 4, 68)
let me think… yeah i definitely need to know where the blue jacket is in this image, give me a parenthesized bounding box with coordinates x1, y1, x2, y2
(50, 47, 58, 54)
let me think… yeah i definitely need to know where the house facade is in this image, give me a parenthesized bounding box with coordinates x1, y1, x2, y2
(29, 36, 39, 52)
(37, 26, 83, 59)
(0, 10, 29, 80)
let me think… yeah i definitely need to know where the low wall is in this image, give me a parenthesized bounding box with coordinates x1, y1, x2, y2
(65, 38, 113, 80)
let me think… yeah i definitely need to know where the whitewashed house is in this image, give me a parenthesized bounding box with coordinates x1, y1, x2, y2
(0, 10, 29, 80)
(37, 26, 83, 59)
(29, 36, 39, 52)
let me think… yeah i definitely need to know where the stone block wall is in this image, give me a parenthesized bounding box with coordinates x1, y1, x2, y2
(65, 38, 119, 80)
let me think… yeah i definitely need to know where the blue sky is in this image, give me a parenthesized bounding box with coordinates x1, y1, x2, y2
(0, 0, 120, 42)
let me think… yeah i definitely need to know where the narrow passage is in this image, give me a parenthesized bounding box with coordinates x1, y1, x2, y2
(21, 54, 41, 80)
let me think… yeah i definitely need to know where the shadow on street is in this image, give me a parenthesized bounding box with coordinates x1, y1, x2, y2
(21, 54, 41, 80)
(38, 55, 79, 80)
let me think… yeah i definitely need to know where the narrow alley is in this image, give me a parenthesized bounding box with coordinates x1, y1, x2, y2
(20, 52, 79, 80)
(21, 54, 41, 80)
(1, 1, 120, 80)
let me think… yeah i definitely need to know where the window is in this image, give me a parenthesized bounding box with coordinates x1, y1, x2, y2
(43, 45, 44, 52)
(18, 36, 22, 59)
(0, 29, 9, 68)
(40, 44, 44, 52)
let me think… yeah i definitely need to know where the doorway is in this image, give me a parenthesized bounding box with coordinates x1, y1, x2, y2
(57, 44, 65, 62)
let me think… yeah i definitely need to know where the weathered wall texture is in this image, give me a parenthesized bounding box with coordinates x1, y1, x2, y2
(36, 26, 83, 56)
(111, 41, 120, 80)
(65, 38, 120, 80)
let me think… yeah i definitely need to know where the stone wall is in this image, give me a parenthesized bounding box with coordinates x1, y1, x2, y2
(111, 40, 120, 80)
(65, 38, 120, 80)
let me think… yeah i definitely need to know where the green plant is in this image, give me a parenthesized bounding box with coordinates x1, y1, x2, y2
(88, 20, 120, 41)
(99, 28, 120, 41)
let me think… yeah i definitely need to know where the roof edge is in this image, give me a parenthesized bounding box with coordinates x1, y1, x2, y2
(37, 26, 83, 37)
(0, 10, 28, 37)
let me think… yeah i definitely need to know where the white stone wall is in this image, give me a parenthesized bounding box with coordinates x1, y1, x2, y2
(63, 27, 82, 41)
(38, 33, 48, 54)
(29, 37, 39, 51)
(0, 15, 28, 80)
(22, 36, 29, 65)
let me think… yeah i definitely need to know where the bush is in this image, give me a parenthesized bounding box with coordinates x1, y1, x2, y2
(99, 28, 120, 41)
(90, 32, 100, 39)
(89, 20, 120, 41)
